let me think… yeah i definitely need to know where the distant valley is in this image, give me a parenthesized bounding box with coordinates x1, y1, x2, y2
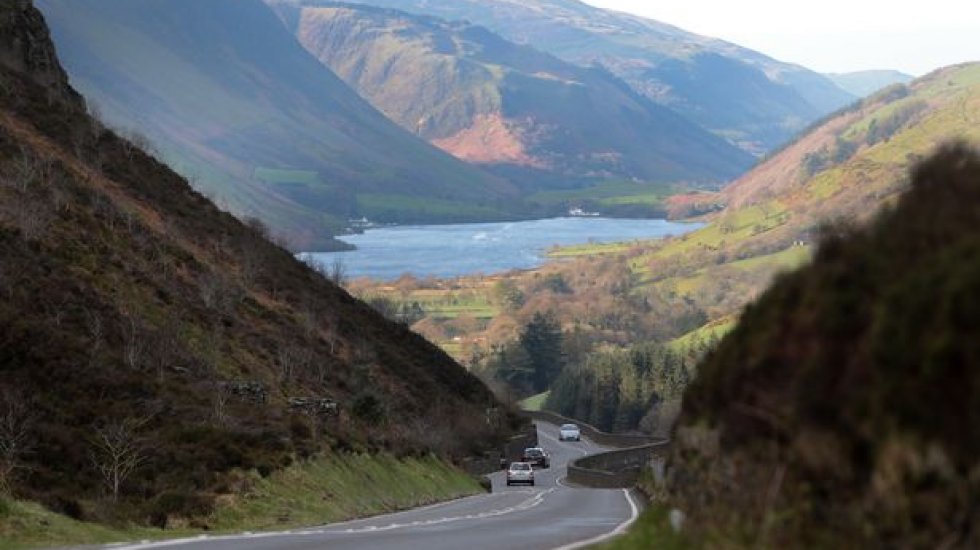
(37, 0, 865, 250)
(349, 62, 980, 430)
(826, 69, 915, 97)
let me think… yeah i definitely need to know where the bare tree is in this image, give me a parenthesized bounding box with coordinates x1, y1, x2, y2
(328, 257, 348, 287)
(211, 389, 229, 427)
(0, 393, 34, 493)
(123, 316, 145, 371)
(144, 316, 183, 381)
(276, 345, 313, 384)
(85, 309, 104, 369)
(90, 417, 149, 502)
(2, 146, 39, 192)
(8, 197, 54, 241)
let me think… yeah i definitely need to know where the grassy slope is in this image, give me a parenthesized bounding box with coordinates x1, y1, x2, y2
(627, 63, 980, 308)
(519, 391, 550, 411)
(36, 0, 516, 248)
(0, 454, 481, 550)
(596, 506, 692, 550)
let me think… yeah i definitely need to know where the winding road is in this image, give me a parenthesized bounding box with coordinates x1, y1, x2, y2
(99, 421, 639, 550)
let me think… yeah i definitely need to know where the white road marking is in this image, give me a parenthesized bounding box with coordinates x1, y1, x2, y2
(105, 422, 626, 550)
(108, 489, 558, 549)
(550, 488, 640, 550)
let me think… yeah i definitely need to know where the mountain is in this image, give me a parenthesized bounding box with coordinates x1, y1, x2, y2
(328, 0, 857, 155)
(266, 2, 752, 188)
(826, 69, 915, 97)
(35, 0, 518, 250)
(0, 0, 503, 524)
(665, 143, 980, 546)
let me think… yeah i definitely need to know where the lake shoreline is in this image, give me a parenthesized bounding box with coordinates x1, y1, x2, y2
(303, 217, 703, 281)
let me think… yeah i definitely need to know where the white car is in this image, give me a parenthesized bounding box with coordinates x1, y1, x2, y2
(559, 423, 581, 441)
(506, 462, 535, 486)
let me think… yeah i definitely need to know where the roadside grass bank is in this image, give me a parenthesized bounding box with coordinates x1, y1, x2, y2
(594, 505, 693, 550)
(519, 391, 550, 411)
(209, 453, 481, 531)
(0, 453, 482, 550)
(0, 496, 174, 550)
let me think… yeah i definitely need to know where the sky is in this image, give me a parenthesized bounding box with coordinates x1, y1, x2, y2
(581, 0, 980, 76)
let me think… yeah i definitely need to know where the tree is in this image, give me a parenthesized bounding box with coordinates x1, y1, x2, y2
(490, 343, 535, 396)
(519, 312, 564, 392)
(0, 393, 33, 492)
(493, 280, 525, 311)
(328, 257, 348, 287)
(90, 417, 149, 502)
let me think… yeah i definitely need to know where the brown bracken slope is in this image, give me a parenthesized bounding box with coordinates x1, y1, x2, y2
(0, 0, 504, 525)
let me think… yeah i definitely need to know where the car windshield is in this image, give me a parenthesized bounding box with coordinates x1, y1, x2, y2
(525, 449, 543, 457)
(561, 424, 578, 430)
(511, 463, 531, 471)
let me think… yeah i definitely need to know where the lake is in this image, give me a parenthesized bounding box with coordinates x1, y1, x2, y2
(304, 217, 701, 280)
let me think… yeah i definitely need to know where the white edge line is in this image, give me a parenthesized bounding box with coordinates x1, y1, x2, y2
(102, 491, 504, 550)
(550, 488, 640, 550)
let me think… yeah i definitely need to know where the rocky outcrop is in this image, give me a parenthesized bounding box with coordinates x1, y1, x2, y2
(0, 0, 77, 102)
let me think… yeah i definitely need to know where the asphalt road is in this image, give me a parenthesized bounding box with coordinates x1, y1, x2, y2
(99, 421, 639, 550)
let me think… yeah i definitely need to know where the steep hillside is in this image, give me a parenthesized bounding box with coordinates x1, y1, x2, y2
(0, 0, 504, 526)
(35, 0, 517, 249)
(827, 69, 915, 97)
(666, 143, 980, 547)
(329, 0, 856, 154)
(268, 2, 752, 188)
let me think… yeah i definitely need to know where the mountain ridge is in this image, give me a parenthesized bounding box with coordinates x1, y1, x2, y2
(268, 1, 753, 187)
(326, 0, 856, 154)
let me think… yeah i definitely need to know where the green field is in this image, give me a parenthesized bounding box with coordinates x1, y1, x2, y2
(668, 317, 737, 352)
(529, 180, 677, 208)
(356, 194, 509, 222)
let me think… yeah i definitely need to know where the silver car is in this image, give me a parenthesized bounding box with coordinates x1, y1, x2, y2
(559, 423, 581, 441)
(506, 462, 535, 486)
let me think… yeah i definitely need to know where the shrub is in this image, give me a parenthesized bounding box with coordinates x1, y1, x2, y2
(147, 491, 214, 528)
(351, 392, 387, 426)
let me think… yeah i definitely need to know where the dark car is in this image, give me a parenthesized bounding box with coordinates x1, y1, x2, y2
(522, 447, 550, 468)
